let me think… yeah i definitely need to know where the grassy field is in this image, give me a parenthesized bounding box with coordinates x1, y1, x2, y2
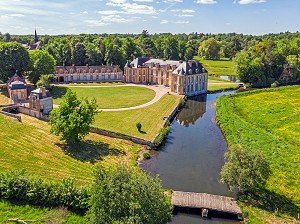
(216, 86, 300, 223)
(93, 94, 181, 141)
(0, 114, 143, 186)
(0, 200, 85, 224)
(51, 86, 155, 109)
(208, 77, 240, 92)
(194, 56, 237, 77)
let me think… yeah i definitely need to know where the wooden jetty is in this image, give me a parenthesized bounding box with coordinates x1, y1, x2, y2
(172, 191, 243, 220)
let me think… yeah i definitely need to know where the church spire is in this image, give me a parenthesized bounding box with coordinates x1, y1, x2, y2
(34, 29, 38, 43)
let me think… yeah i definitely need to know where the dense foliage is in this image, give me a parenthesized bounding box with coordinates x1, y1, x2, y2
(0, 42, 32, 81)
(29, 50, 56, 84)
(220, 145, 271, 193)
(0, 170, 90, 213)
(234, 39, 300, 86)
(153, 123, 171, 147)
(50, 89, 98, 143)
(88, 164, 172, 224)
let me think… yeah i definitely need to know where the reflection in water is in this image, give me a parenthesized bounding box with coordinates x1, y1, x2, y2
(140, 92, 240, 224)
(217, 76, 240, 83)
(176, 94, 207, 127)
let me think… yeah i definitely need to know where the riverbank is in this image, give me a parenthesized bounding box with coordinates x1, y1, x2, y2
(216, 86, 300, 223)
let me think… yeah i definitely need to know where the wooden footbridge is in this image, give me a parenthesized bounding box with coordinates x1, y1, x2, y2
(172, 191, 243, 220)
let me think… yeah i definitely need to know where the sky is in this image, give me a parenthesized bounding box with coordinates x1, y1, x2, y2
(0, 0, 299, 35)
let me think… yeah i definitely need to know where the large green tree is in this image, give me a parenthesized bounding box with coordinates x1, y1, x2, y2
(88, 164, 172, 224)
(0, 42, 32, 81)
(49, 89, 98, 143)
(220, 145, 271, 193)
(29, 50, 56, 84)
(198, 37, 221, 60)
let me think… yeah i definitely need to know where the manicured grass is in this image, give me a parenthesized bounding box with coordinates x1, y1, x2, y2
(52, 86, 155, 109)
(194, 56, 237, 76)
(0, 200, 85, 224)
(0, 114, 142, 186)
(0, 84, 10, 104)
(208, 77, 240, 92)
(216, 86, 300, 223)
(93, 94, 182, 141)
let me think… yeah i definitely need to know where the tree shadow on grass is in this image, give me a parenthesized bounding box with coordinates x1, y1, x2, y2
(56, 140, 126, 164)
(240, 189, 300, 219)
(50, 86, 68, 100)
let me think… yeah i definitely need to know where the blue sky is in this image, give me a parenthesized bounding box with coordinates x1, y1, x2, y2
(0, 0, 299, 35)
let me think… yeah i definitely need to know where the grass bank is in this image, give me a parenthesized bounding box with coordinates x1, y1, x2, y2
(51, 85, 155, 109)
(0, 114, 142, 186)
(93, 94, 181, 141)
(216, 86, 300, 223)
(194, 56, 236, 77)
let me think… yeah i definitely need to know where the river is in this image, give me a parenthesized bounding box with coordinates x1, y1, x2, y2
(140, 91, 240, 223)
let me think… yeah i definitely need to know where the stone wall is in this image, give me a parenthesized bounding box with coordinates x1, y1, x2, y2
(90, 127, 155, 148)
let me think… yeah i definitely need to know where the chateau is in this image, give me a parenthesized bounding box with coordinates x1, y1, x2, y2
(55, 65, 123, 83)
(124, 58, 208, 96)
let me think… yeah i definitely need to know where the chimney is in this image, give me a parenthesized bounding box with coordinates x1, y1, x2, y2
(42, 87, 47, 97)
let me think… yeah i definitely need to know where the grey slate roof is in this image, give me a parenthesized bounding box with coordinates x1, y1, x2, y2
(9, 81, 27, 90)
(31, 88, 51, 99)
(130, 57, 150, 68)
(173, 61, 207, 76)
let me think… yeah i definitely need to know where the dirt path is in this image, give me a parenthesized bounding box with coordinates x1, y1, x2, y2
(53, 84, 169, 111)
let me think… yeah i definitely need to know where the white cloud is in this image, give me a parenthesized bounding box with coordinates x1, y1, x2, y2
(160, 19, 169, 24)
(80, 11, 88, 14)
(182, 9, 195, 13)
(175, 20, 189, 24)
(177, 14, 194, 17)
(1, 13, 24, 18)
(133, 0, 153, 2)
(106, 1, 157, 14)
(195, 0, 217, 4)
(98, 10, 123, 15)
(163, 0, 182, 3)
(237, 0, 266, 4)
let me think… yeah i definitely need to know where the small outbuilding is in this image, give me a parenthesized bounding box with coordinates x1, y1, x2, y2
(7, 73, 27, 103)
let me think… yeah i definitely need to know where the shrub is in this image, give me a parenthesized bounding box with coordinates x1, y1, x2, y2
(271, 81, 279, 88)
(0, 170, 90, 213)
(136, 122, 142, 132)
(143, 152, 151, 159)
(153, 124, 171, 147)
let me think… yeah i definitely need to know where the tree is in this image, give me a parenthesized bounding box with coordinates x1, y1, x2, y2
(36, 74, 56, 88)
(88, 164, 172, 224)
(220, 145, 271, 193)
(198, 37, 221, 60)
(49, 89, 98, 143)
(29, 50, 56, 84)
(0, 42, 32, 81)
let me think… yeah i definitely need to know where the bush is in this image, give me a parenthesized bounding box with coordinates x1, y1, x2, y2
(153, 124, 171, 147)
(0, 170, 90, 213)
(136, 122, 142, 132)
(88, 164, 172, 224)
(143, 152, 151, 159)
(271, 81, 279, 88)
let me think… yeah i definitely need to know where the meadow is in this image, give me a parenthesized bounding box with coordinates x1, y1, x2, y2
(194, 56, 237, 77)
(0, 114, 142, 186)
(93, 94, 181, 141)
(207, 77, 240, 92)
(51, 85, 155, 109)
(216, 86, 300, 223)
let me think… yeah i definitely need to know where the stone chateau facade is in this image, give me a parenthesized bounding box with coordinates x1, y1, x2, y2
(55, 65, 123, 83)
(124, 58, 208, 96)
(54, 58, 208, 96)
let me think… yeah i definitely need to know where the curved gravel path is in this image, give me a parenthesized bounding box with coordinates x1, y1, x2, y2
(53, 84, 169, 111)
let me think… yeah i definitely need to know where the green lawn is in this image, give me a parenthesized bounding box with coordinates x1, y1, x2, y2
(194, 56, 237, 77)
(93, 94, 181, 141)
(0, 114, 142, 186)
(216, 86, 300, 223)
(52, 86, 156, 109)
(0, 200, 85, 224)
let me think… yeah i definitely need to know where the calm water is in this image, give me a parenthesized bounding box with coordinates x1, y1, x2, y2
(217, 76, 240, 83)
(140, 92, 240, 224)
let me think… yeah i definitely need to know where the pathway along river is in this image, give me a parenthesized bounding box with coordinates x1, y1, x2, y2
(140, 91, 240, 223)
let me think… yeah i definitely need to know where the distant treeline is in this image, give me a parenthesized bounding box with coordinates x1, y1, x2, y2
(1, 30, 300, 87)
(0, 30, 299, 67)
